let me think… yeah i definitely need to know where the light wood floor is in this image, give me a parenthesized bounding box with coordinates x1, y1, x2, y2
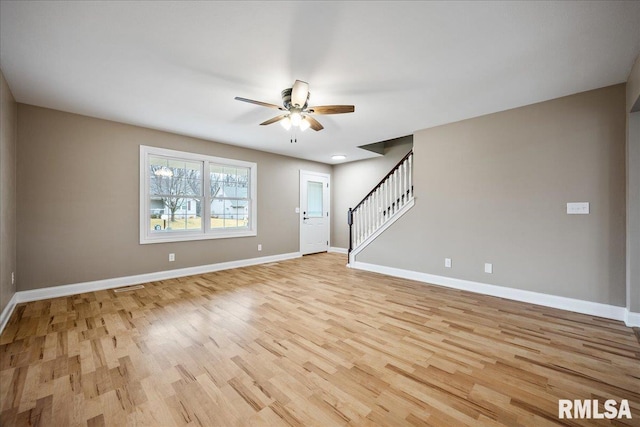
(1, 253, 639, 426)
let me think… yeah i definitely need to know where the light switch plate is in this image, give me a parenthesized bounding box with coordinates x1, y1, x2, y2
(445, 258, 452, 268)
(484, 263, 493, 274)
(567, 202, 589, 214)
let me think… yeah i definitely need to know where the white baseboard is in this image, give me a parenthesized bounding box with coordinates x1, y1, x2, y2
(350, 261, 637, 327)
(626, 310, 640, 327)
(329, 247, 348, 254)
(0, 252, 301, 334)
(4, 253, 637, 335)
(0, 292, 19, 334)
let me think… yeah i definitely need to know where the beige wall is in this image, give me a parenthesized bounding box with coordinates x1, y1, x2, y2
(359, 85, 627, 306)
(0, 70, 17, 312)
(16, 105, 331, 291)
(331, 137, 412, 249)
(627, 54, 640, 113)
(627, 54, 640, 313)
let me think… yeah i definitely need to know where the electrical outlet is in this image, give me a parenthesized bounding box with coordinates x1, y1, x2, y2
(169, 253, 175, 262)
(258, 244, 262, 251)
(11, 272, 15, 286)
(484, 263, 493, 274)
(567, 202, 589, 215)
(445, 258, 452, 268)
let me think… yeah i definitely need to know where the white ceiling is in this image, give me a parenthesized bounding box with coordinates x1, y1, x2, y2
(1, 1, 639, 164)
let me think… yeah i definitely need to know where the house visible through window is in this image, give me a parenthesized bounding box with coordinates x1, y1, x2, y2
(140, 146, 257, 244)
(210, 164, 250, 229)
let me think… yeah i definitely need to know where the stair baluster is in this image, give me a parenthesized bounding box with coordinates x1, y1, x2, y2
(347, 151, 414, 257)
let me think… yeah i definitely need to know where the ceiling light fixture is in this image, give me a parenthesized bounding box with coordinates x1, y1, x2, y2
(331, 155, 346, 161)
(280, 116, 292, 130)
(280, 113, 311, 132)
(299, 117, 310, 132)
(290, 112, 302, 127)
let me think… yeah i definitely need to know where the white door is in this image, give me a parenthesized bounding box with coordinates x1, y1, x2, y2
(300, 171, 330, 255)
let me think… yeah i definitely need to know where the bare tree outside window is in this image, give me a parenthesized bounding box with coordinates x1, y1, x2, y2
(141, 146, 256, 243)
(149, 158, 201, 226)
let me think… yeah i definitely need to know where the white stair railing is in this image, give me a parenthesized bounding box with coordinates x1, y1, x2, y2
(348, 151, 413, 254)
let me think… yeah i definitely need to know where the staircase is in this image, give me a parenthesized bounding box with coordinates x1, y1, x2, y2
(348, 150, 414, 264)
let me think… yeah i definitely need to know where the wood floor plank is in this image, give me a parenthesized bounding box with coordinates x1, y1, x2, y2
(1, 253, 639, 426)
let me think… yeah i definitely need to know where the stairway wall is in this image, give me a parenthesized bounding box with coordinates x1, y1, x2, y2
(626, 55, 640, 315)
(358, 84, 627, 307)
(331, 137, 412, 249)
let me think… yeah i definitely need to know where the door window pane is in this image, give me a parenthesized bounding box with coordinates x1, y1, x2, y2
(307, 181, 323, 217)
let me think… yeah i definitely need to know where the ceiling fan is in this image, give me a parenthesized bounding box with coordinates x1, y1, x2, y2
(235, 80, 355, 132)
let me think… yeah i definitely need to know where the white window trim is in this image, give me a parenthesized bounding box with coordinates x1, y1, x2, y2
(140, 145, 257, 244)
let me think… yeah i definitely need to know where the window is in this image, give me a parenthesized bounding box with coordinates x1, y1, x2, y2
(210, 164, 250, 229)
(306, 181, 324, 218)
(140, 146, 257, 244)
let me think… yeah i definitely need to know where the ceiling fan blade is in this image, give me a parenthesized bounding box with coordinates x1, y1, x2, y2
(291, 80, 309, 108)
(235, 97, 285, 110)
(305, 115, 324, 131)
(260, 114, 289, 126)
(307, 105, 355, 114)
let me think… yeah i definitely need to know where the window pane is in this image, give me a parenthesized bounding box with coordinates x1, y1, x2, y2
(178, 160, 202, 196)
(210, 165, 250, 197)
(221, 166, 235, 196)
(149, 198, 202, 232)
(236, 167, 249, 187)
(234, 199, 249, 227)
(210, 198, 248, 229)
(210, 165, 224, 198)
(148, 156, 203, 233)
(307, 181, 323, 217)
(224, 199, 238, 228)
(149, 176, 172, 196)
(209, 163, 250, 230)
(149, 156, 202, 196)
(210, 216, 224, 229)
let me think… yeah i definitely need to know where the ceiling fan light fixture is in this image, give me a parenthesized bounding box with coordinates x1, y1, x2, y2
(235, 80, 355, 134)
(280, 116, 292, 130)
(299, 117, 310, 132)
(290, 112, 302, 127)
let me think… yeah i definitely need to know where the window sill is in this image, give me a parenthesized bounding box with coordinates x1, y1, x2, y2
(140, 230, 257, 245)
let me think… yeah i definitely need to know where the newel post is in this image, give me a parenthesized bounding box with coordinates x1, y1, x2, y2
(347, 208, 353, 258)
